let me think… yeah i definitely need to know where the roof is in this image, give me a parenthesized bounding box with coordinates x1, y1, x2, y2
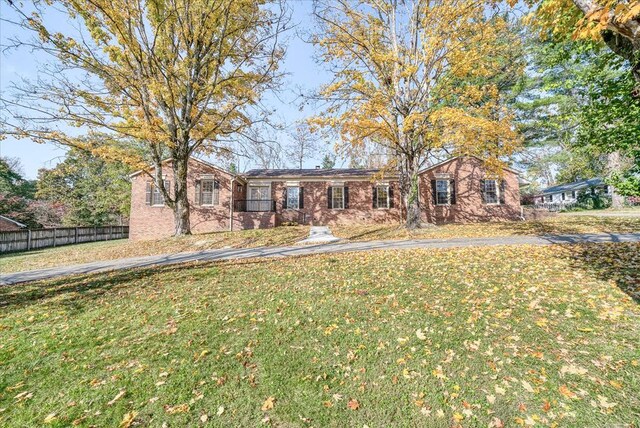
(129, 157, 243, 182)
(0, 215, 27, 228)
(540, 178, 604, 195)
(244, 168, 394, 179)
(419, 155, 523, 176)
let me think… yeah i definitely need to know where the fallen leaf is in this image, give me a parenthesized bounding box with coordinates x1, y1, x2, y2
(108, 390, 126, 406)
(217, 405, 225, 416)
(347, 398, 360, 410)
(559, 384, 578, 399)
(261, 396, 275, 411)
(119, 412, 136, 428)
(44, 413, 57, 424)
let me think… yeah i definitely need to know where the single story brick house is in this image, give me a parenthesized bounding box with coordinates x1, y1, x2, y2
(129, 156, 522, 240)
(0, 215, 27, 232)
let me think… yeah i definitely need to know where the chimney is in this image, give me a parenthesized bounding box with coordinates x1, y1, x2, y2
(315, 165, 321, 169)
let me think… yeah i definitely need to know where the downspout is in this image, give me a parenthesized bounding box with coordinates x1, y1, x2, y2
(229, 176, 235, 232)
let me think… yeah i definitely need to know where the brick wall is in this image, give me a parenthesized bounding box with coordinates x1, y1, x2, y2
(418, 157, 522, 224)
(129, 159, 240, 240)
(267, 180, 402, 226)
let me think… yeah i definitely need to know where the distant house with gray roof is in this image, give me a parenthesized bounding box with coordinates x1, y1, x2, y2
(535, 178, 611, 205)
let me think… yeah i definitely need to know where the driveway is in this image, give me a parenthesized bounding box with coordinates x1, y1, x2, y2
(2, 232, 640, 286)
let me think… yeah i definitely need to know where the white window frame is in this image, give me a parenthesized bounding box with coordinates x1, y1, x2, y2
(200, 179, 219, 206)
(286, 186, 300, 210)
(375, 185, 390, 209)
(483, 179, 499, 205)
(151, 180, 168, 207)
(332, 186, 345, 210)
(435, 180, 450, 206)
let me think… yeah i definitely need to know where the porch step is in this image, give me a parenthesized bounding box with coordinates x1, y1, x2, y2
(296, 226, 341, 245)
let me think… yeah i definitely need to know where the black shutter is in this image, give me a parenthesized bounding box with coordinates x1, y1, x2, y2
(499, 180, 506, 205)
(145, 182, 152, 205)
(214, 180, 219, 190)
(327, 187, 333, 209)
(344, 187, 349, 209)
(299, 187, 304, 209)
(194, 180, 201, 206)
(389, 185, 394, 208)
(450, 179, 456, 205)
(372, 186, 377, 209)
(480, 179, 486, 204)
(431, 179, 437, 205)
(282, 187, 288, 209)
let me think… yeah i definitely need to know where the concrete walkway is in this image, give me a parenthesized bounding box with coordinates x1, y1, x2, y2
(296, 226, 341, 244)
(2, 232, 640, 286)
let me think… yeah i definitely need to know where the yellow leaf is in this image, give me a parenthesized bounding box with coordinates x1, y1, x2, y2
(44, 413, 57, 424)
(119, 411, 136, 428)
(261, 396, 276, 411)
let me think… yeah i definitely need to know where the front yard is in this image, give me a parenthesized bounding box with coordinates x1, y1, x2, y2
(1, 243, 638, 427)
(1, 214, 639, 274)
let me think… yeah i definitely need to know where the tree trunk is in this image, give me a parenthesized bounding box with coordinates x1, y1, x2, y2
(606, 151, 626, 209)
(172, 156, 191, 236)
(399, 154, 421, 229)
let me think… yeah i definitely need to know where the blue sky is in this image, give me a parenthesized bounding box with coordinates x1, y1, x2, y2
(0, 1, 334, 178)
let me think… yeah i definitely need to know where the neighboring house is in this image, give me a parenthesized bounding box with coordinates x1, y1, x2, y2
(0, 215, 27, 232)
(534, 178, 611, 205)
(129, 156, 522, 240)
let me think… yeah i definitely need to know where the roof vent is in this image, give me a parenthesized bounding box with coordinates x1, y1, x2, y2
(315, 165, 320, 169)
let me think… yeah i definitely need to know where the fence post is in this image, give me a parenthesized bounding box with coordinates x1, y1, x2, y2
(75, 227, 79, 244)
(52, 228, 57, 247)
(109, 225, 113, 240)
(27, 229, 32, 251)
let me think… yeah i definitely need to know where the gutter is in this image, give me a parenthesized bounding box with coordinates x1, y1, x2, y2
(229, 176, 235, 232)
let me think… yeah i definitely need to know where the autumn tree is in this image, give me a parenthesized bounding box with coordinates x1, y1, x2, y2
(1, 0, 288, 235)
(530, 0, 640, 96)
(312, 0, 522, 228)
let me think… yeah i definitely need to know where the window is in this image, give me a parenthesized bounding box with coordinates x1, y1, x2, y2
(200, 180, 219, 206)
(146, 180, 169, 206)
(561, 192, 566, 201)
(483, 179, 498, 204)
(286, 186, 300, 209)
(545, 194, 552, 203)
(375, 185, 390, 209)
(572, 190, 577, 199)
(436, 180, 450, 205)
(332, 186, 344, 209)
(248, 185, 271, 211)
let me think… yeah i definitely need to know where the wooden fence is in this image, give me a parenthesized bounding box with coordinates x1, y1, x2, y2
(0, 226, 129, 254)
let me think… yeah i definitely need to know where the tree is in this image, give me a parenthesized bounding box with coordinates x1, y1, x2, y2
(286, 122, 321, 169)
(36, 149, 132, 226)
(320, 153, 336, 169)
(0, 157, 41, 227)
(530, 0, 640, 97)
(514, 30, 640, 200)
(1, 0, 288, 236)
(312, 0, 522, 228)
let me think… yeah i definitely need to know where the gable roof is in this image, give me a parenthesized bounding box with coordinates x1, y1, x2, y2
(0, 215, 27, 228)
(540, 178, 604, 195)
(129, 157, 242, 181)
(418, 155, 522, 176)
(244, 168, 395, 179)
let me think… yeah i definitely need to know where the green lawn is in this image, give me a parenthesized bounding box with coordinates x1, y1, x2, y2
(332, 215, 640, 241)
(0, 226, 309, 273)
(2, 215, 640, 275)
(1, 243, 638, 427)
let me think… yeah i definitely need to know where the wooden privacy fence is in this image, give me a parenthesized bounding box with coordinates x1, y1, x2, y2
(0, 226, 129, 253)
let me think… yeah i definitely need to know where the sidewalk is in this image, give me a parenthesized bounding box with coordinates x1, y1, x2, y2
(2, 232, 640, 286)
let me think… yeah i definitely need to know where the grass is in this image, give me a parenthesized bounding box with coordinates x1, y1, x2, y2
(332, 215, 640, 242)
(2, 215, 639, 275)
(0, 226, 309, 273)
(1, 243, 638, 427)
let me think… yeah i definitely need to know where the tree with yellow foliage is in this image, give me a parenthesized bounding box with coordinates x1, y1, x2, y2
(1, 0, 288, 235)
(312, 0, 522, 228)
(530, 0, 640, 96)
